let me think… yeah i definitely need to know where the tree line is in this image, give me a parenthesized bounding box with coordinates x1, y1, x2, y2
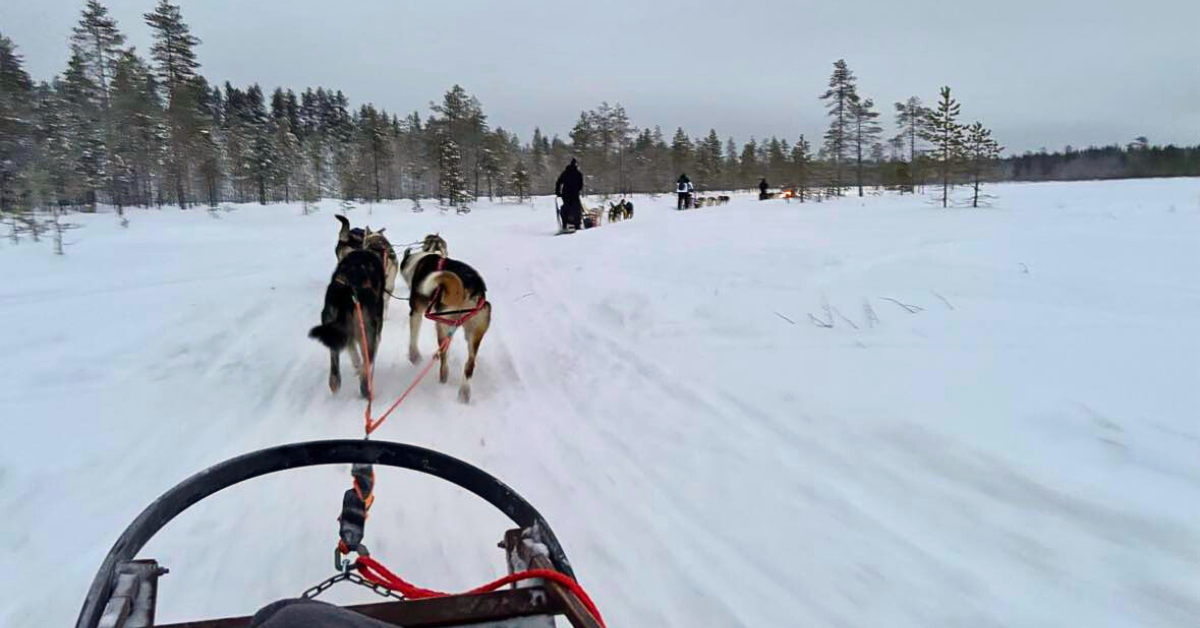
(1, 1, 1196, 217)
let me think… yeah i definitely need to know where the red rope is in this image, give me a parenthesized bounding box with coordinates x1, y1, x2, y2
(356, 555, 605, 628)
(353, 299, 453, 436)
(365, 334, 451, 435)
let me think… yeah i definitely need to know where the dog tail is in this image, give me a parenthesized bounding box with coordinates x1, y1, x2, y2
(309, 323, 348, 350)
(419, 271, 466, 308)
(336, 214, 351, 242)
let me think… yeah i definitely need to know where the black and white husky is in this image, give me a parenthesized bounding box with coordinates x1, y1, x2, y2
(309, 249, 386, 398)
(335, 214, 399, 318)
(400, 234, 491, 403)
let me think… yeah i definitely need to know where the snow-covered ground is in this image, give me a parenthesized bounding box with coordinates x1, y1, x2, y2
(2, 179, 1198, 628)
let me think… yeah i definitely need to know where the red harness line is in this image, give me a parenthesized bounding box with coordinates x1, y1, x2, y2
(356, 555, 606, 628)
(353, 255, 489, 436)
(343, 258, 604, 626)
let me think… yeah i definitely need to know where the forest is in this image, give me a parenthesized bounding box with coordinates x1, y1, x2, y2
(1, 0, 1197, 216)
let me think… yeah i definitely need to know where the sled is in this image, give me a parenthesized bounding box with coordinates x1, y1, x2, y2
(75, 440, 604, 628)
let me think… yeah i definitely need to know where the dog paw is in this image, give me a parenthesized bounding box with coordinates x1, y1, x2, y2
(458, 384, 471, 404)
(439, 371, 449, 384)
(329, 374, 341, 394)
(408, 348, 421, 364)
(359, 378, 371, 399)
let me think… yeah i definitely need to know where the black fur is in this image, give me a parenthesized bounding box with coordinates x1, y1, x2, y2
(335, 215, 366, 260)
(310, 250, 385, 396)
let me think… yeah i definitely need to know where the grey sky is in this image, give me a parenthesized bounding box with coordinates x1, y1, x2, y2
(4, 0, 1198, 154)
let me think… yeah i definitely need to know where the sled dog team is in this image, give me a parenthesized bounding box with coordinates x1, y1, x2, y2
(309, 216, 492, 404)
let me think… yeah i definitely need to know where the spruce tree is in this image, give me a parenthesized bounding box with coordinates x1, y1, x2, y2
(61, 50, 106, 210)
(791, 134, 812, 201)
(695, 129, 723, 189)
(739, 138, 758, 186)
(818, 59, 859, 196)
(274, 113, 301, 203)
(848, 97, 882, 196)
(893, 97, 927, 192)
(919, 86, 965, 208)
(767, 137, 787, 188)
(436, 130, 468, 209)
(108, 51, 150, 207)
(144, 0, 201, 207)
(0, 34, 34, 213)
(670, 127, 693, 178)
(511, 162, 531, 202)
(724, 137, 739, 186)
(71, 1, 127, 208)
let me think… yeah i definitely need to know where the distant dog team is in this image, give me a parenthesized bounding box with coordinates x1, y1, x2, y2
(310, 191, 736, 406)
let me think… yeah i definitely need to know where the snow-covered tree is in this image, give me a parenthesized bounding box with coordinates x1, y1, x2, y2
(0, 34, 35, 213)
(436, 130, 469, 210)
(144, 0, 202, 207)
(511, 162, 530, 202)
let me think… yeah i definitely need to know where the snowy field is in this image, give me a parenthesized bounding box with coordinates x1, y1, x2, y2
(2, 178, 1199, 628)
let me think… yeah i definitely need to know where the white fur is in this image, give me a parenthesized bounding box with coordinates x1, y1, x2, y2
(418, 271, 447, 299)
(400, 250, 438, 288)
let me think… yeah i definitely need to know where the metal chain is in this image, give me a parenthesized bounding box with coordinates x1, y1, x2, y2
(301, 571, 404, 602)
(347, 572, 405, 601)
(302, 573, 348, 599)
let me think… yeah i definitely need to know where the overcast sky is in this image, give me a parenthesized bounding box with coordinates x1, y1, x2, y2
(4, 0, 1198, 154)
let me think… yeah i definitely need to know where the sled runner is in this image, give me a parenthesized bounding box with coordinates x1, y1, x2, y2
(75, 440, 605, 628)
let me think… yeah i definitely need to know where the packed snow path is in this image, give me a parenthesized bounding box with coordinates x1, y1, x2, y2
(2, 179, 1198, 628)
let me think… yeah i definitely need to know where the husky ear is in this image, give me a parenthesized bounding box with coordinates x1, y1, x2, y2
(376, 227, 386, 235)
(336, 214, 351, 242)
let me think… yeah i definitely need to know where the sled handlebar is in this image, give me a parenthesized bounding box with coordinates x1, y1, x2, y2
(76, 439, 574, 628)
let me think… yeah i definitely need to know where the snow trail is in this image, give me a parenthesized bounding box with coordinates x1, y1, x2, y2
(1, 179, 1198, 628)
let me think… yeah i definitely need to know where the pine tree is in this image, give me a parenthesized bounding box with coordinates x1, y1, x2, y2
(436, 130, 468, 209)
(962, 121, 1003, 208)
(71, 1, 125, 111)
(61, 50, 106, 210)
(0, 34, 35, 213)
(724, 137, 739, 186)
(144, 0, 201, 208)
(273, 113, 301, 203)
(791, 134, 812, 201)
(670, 127, 694, 178)
(919, 86, 965, 208)
(430, 85, 487, 198)
(739, 138, 758, 186)
(848, 97, 882, 197)
(108, 50, 165, 209)
(695, 129, 723, 189)
(893, 97, 927, 192)
(819, 59, 859, 196)
(240, 85, 273, 204)
(511, 162, 530, 202)
(766, 137, 787, 188)
(71, 1, 127, 208)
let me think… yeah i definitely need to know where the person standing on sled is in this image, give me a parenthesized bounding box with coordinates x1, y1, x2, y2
(758, 177, 770, 200)
(555, 158, 585, 231)
(677, 174, 694, 209)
